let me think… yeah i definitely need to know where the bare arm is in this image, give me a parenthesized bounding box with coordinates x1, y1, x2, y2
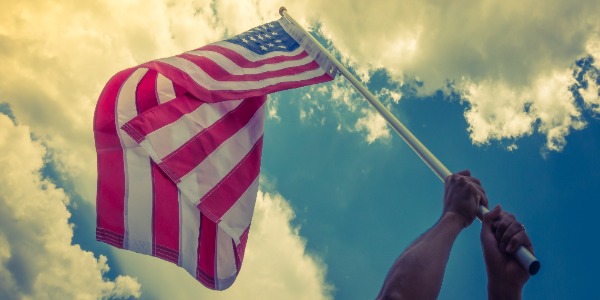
(376, 212, 465, 300)
(376, 170, 487, 300)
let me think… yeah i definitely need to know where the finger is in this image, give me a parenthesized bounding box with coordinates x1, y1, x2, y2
(480, 192, 489, 209)
(464, 176, 486, 197)
(500, 221, 524, 251)
(480, 206, 503, 263)
(482, 205, 502, 224)
(493, 212, 516, 243)
(468, 182, 489, 208)
(506, 230, 534, 254)
(470, 180, 485, 195)
(456, 169, 471, 177)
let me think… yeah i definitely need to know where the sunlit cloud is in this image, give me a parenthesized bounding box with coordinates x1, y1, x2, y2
(284, 0, 600, 151)
(0, 113, 140, 299)
(355, 108, 391, 144)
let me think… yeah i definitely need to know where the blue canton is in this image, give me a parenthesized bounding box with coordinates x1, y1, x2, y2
(226, 21, 300, 55)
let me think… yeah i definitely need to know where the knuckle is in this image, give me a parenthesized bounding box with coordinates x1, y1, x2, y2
(509, 236, 520, 248)
(497, 220, 510, 230)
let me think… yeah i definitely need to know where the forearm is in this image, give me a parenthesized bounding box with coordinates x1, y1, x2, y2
(377, 213, 464, 300)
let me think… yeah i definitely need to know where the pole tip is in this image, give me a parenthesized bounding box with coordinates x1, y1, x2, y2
(279, 6, 287, 16)
(529, 260, 541, 275)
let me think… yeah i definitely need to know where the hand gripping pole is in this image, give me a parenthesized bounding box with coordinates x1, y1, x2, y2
(279, 6, 540, 275)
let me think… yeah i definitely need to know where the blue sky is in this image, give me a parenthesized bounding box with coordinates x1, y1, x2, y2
(261, 63, 600, 299)
(1, 1, 600, 299)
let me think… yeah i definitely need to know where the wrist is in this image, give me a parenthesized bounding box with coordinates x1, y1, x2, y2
(441, 211, 468, 229)
(487, 282, 522, 300)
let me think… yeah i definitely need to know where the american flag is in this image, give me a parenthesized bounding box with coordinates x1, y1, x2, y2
(94, 17, 338, 290)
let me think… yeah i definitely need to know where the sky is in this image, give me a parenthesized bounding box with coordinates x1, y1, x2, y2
(1, 0, 599, 299)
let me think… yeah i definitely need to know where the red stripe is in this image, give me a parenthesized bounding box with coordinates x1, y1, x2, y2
(155, 245, 179, 264)
(234, 226, 250, 273)
(136, 70, 159, 112)
(135, 70, 160, 257)
(198, 44, 309, 67)
(197, 214, 217, 287)
(121, 93, 204, 143)
(173, 81, 187, 98)
(95, 68, 136, 245)
(199, 136, 263, 222)
(177, 53, 321, 82)
(96, 228, 124, 248)
(152, 162, 180, 257)
(143, 61, 333, 102)
(135, 70, 182, 261)
(158, 96, 266, 182)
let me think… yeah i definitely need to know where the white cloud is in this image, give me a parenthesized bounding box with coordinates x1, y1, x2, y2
(461, 69, 586, 151)
(0, 114, 140, 299)
(112, 187, 333, 300)
(378, 88, 402, 104)
(354, 108, 391, 144)
(267, 96, 281, 122)
(531, 70, 587, 151)
(588, 35, 600, 69)
(283, 0, 600, 151)
(289, 0, 599, 91)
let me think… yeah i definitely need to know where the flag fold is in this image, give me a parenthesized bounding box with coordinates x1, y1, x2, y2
(94, 17, 337, 290)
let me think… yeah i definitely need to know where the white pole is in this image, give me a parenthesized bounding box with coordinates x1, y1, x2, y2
(279, 7, 540, 275)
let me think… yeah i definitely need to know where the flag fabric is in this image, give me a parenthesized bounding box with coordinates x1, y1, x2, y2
(94, 17, 338, 290)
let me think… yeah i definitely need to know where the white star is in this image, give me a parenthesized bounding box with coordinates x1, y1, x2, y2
(268, 24, 275, 28)
(276, 40, 282, 43)
(278, 45, 286, 49)
(267, 43, 275, 47)
(264, 33, 271, 38)
(249, 36, 257, 41)
(260, 45, 268, 51)
(257, 35, 265, 40)
(241, 38, 249, 43)
(271, 31, 278, 36)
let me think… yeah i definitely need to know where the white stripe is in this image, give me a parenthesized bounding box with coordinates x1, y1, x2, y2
(184, 49, 315, 75)
(156, 73, 176, 104)
(219, 176, 259, 244)
(144, 100, 244, 160)
(157, 73, 201, 276)
(116, 68, 154, 255)
(157, 56, 327, 92)
(139, 74, 177, 162)
(217, 40, 304, 60)
(178, 102, 266, 205)
(117, 69, 148, 149)
(201, 40, 304, 61)
(215, 227, 237, 290)
(178, 191, 201, 276)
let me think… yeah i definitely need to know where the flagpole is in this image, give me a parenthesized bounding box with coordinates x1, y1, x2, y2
(279, 7, 540, 275)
